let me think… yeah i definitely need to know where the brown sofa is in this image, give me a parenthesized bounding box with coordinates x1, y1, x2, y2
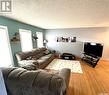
(1, 47, 71, 95)
(16, 47, 55, 69)
(1, 67, 70, 95)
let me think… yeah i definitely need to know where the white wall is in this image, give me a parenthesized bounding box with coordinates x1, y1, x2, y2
(45, 27, 109, 60)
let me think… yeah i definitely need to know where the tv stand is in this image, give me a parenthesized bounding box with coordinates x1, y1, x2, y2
(82, 53, 100, 68)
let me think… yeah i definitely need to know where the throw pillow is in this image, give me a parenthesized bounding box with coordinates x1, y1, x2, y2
(44, 50, 50, 55)
(26, 57, 32, 60)
(22, 64, 38, 70)
(19, 60, 39, 68)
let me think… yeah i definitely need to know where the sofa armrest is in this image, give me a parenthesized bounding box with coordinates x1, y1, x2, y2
(58, 68, 71, 94)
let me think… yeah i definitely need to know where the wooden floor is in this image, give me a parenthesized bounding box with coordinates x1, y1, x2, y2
(67, 59, 109, 95)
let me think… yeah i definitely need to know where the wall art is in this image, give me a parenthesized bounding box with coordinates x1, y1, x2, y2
(56, 37, 76, 42)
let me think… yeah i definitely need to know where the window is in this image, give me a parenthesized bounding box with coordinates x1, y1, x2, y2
(0, 26, 13, 67)
(36, 32, 43, 48)
(19, 29, 33, 52)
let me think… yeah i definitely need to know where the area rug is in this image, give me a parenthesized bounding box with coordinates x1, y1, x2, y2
(46, 59, 83, 73)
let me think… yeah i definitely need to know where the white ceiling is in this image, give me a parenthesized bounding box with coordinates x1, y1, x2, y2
(1, 0, 109, 29)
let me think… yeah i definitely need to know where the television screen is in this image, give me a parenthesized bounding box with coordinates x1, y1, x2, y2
(84, 42, 103, 57)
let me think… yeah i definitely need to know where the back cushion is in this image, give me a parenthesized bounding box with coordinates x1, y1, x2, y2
(39, 47, 47, 52)
(31, 48, 40, 56)
(31, 48, 47, 60)
(16, 48, 47, 61)
(32, 53, 44, 60)
(16, 51, 32, 61)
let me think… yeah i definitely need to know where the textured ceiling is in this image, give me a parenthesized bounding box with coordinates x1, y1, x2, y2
(1, 0, 109, 29)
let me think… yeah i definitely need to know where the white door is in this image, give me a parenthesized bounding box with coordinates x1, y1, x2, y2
(19, 29, 33, 52)
(0, 26, 13, 67)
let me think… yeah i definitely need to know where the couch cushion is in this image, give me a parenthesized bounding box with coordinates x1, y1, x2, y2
(36, 54, 54, 69)
(34, 70, 63, 91)
(39, 47, 47, 52)
(31, 48, 46, 56)
(44, 54, 53, 58)
(31, 48, 40, 56)
(22, 64, 38, 70)
(32, 53, 44, 60)
(36, 59, 45, 65)
(16, 51, 32, 61)
(36, 54, 52, 65)
(39, 56, 49, 60)
(26, 56, 32, 60)
(39, 54, 52, 60)
(44, 50, 51, 55)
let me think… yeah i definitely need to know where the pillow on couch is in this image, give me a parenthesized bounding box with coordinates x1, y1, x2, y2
(44, 50, 51, 55)
(18, 60, 39, 68)
(22, 64, 38, 70)
(26, 57, 32, 60)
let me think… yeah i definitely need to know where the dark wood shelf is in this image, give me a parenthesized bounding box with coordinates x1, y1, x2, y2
(82, 53, 100, 68)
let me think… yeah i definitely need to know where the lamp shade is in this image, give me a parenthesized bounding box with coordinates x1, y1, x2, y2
(43, 39, 48, 43)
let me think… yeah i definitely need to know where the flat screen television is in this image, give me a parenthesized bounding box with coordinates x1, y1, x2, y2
(84, 42, 103, 57)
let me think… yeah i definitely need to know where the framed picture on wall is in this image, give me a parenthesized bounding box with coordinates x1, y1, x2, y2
(71, 37, 76, 42)
(56, 37, 76, 42)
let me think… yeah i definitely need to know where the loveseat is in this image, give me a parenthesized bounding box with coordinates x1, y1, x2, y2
(1, 67, 70, 95)
(16, 47, 55, 69)
(1, 47, 71, 95)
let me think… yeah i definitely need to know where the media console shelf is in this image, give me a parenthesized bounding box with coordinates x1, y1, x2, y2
(82, 53, 100, 68)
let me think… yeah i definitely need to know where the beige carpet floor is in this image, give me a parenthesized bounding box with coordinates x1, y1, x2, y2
(46, 59, 83, 73)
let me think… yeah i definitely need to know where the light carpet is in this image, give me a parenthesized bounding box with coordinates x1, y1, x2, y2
(46, 59, 83, 73)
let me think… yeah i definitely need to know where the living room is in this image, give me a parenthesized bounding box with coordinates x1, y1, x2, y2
(0, 0, 109, 95)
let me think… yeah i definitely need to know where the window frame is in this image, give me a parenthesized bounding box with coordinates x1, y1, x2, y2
(19, 29, 33, 52)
